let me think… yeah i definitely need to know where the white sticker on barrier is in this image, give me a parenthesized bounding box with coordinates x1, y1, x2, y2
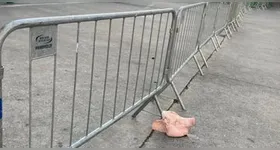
(30, 25, 57, 60)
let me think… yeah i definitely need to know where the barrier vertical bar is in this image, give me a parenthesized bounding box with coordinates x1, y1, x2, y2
(213, 3, 221, 49)
(124, 16, 136, 112)
(28, 28, 33, 148)
(50, 38, 57, 148)
(141, 15, 155, 99)
(195, 3, 209, 68)
(133, 16, 146, 105)
(86, 21, 97, 135)
(100, 19, 112, 126)
(193, 3, 207, 75)
(69, 22, 80, 146)
(156, 13, 170, 87)
(113, 18, 124, 119)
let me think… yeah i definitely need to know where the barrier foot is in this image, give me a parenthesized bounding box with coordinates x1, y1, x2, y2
(193, 55, 204, 76)
(171, 81, 186, 111)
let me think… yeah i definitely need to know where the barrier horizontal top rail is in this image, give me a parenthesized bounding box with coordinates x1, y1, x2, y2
(0, 8, 174, 47)
(177, 2, 207, 11)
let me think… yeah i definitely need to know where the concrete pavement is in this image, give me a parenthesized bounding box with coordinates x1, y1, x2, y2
(0, 2, 279, 148)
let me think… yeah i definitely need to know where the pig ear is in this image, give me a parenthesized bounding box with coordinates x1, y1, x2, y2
(152, 120, 167, 133)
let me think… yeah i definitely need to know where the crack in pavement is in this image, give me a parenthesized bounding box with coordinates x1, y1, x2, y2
(139, 99, 177, 148)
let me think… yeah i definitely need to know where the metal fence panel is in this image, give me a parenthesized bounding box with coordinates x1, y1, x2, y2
(167, 2, 207, 80)
(200, 2, 220, 46)
(0, 8, 175, 148)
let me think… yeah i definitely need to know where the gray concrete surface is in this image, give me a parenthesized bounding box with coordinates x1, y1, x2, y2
(0, 1, 279, 148)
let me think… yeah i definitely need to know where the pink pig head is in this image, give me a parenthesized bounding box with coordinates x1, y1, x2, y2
(152, 111, 195, 137)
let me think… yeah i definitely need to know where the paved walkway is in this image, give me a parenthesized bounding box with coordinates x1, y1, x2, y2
(1, 2, 279, 148)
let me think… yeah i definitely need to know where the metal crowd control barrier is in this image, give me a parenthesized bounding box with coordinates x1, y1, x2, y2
(165, 2, 246, 111)
(0, 8, 176, 148)
(168, 3, 207, 79)
(0, 2, 247, 148)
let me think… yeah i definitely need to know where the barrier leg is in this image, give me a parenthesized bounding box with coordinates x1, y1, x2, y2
(227, 26, 233, 35)
(238, 15, 243, 24)
(154, 95, 163, 115)
(241, 9, 245, 17)
(193, 55, 204, 76)
(235, 19, 241, 27)
(231, 22, 237, 32)
(240, 13, 244, 21)
(224, 28, 231, 39)
(233, 21, 238, 32)
(214, 34, 221, 49)
(211, 37, 219, 52)
(132, 98, 152, 118)
(198, 47, 208, 68)
(132, 96, 162, 118)
(231, 23, 236, 32)
(170, 81, 186, 110)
